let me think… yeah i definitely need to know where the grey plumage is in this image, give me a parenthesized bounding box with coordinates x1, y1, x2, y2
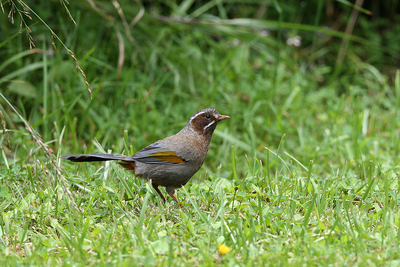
(60, 153, 132, 162)
(60, 108, 229, 205)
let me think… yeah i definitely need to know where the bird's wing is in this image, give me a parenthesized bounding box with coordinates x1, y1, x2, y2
(132, 142, 187, 164)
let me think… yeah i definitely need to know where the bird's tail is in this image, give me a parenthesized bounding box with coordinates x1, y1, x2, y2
(59, 153, 133, 162)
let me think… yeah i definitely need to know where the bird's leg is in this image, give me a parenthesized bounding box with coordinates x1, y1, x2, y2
(166, 186, 184, 208)
(152, 183, 166, 202)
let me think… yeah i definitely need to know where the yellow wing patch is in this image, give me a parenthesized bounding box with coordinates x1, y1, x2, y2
(148, 151, 186, 163)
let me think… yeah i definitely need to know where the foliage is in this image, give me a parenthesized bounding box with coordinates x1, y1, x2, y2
(1, 0, 400, 265)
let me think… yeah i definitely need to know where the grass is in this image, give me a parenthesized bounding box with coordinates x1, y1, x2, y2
(1, 0, 400, 266)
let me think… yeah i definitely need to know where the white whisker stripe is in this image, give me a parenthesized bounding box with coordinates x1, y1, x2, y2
(203, 120, 216, 131)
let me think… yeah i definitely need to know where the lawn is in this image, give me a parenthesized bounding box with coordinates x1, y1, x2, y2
(1, 1, 400, 266)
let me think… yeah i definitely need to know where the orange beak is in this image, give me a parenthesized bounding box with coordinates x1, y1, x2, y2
(217, 115, 230, 121)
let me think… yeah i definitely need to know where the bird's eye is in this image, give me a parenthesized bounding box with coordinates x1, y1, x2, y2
(205, 114, 211, 119)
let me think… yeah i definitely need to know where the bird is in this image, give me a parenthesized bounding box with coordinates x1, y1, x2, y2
(60, 107, 229, 206)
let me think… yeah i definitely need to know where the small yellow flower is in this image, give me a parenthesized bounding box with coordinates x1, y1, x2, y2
(218, 244, 231, 255)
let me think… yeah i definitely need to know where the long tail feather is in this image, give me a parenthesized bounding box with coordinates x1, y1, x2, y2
(59, 153, 133, 162)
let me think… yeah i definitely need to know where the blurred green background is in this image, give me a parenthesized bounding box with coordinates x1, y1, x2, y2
(1, 0, 400, 265)
(1, 1, 399, 166)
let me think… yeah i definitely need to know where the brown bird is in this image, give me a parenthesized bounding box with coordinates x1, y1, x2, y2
(60, 108, 229, 206)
